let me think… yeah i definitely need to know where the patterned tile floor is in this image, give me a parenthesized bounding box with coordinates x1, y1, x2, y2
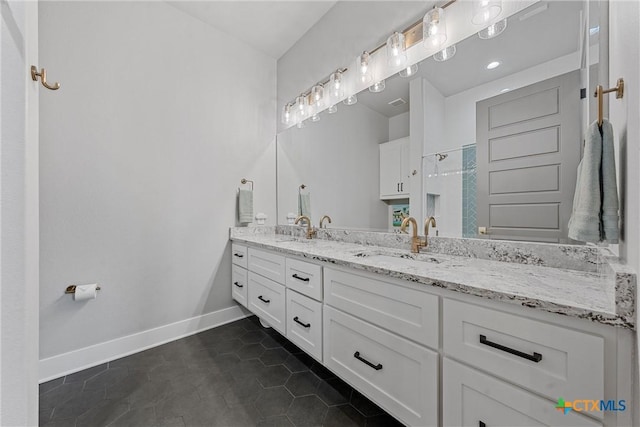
(39, 316, 403, 427)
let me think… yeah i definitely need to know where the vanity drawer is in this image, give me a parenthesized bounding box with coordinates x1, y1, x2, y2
(248, 248, 286, 284)
(231, 243, 248, 269)
(324, 268, 439, 349)
(323, 306, 438, 427)
(443, 358, 601, 427)
(248, 272, 286, 335)
(443, 299, 604, 407)
(286, 289, 322, 361)
(231, 265, 248, 308)
(286, 258, 323, 301)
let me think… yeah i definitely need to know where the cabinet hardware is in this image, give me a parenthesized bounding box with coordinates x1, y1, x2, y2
(353, 351, 383, 370)
(233, 282, 243, 288)
(479, 334, 542, 363)
(400, 182, 403, 192)
(479, 422, 486, 427)
(258, 295, 270, 304)
(233, 253, 244, 258)
(293, 316, 311, 328)
(292, 274, 310, 282)
(397, 183, 400, 192)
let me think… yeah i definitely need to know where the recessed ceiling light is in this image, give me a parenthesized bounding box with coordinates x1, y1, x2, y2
(486, 61, 501, 70)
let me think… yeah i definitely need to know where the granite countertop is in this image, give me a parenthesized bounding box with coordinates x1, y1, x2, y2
(230, 228, 635, 329)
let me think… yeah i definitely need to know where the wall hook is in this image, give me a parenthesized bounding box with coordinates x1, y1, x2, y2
(31, 66, 61, 90)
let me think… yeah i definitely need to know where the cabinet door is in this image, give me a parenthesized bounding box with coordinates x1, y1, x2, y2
(399, 140, 411, 195)
(379, 140, 403, 198)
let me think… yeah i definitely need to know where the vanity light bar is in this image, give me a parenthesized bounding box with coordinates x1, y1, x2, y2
(284, 0, 458, 109)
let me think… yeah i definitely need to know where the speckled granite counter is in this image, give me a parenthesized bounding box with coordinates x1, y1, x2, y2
(230, 227, 636, 329)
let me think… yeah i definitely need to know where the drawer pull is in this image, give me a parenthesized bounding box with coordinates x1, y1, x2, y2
(479, 422, 486, 427)
(233, 253, 244, 258)
(479, 334, 542, 363)
(233, 281, 243, 288)
(258, 295, 271, 304)
(292, 274, 310, 282)
(293, 316, 311, 328)
(353, 351, 383, 371)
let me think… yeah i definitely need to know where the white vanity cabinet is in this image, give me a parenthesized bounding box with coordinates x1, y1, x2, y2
(231, 243, 249, 307)
(379, 137, 410, 199)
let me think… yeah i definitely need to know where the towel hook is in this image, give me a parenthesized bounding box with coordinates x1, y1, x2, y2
(594, 78, 624, 126)
(240, 178, 254, 191)
(31, 66, 61, 90)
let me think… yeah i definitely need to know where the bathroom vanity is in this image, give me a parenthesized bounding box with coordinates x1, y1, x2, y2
(230, 226, 635, 427)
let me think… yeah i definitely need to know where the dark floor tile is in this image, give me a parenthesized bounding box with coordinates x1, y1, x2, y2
(155, 387, 200, 420)
(260, 348, 289, 366)
(316, 377, 352, 406)
(109, 406, 156, 427)
(257, 365, 291, 388)
(63, 363, 108, 384)
(39, 406, 54, 424)
(105, 372, 150, 400)
(74, 398, 129, 427)
(127, 379, 173, 408)
(218, 403, 263, 426)
(196, 371, 235, 399)
(241, 330, 267, 344)
(323, 404, 366, 427)
(210, 338, 244, 355)
(212, 353, 241, 372)
(365, 413, 404, 427)
(237, 316, 262, 331)
(222, 377, 263, 407)
(287, 395, 328, 427)
(350, 391, 385, 417)
(255, 386, 294, 418)
(285, 371, 320, 397)
(40, 383, 84, 411)
(260, 335, 284, 350)
(310, 363, 336, 380)
(237, 342, 266, 360)
(40, 378, 65, 395)
(230, 358, 265, 382)
(83, 367, 130, 391)
(180, 398, 228, 427)
(157, 416, 185, 427)
(283, 353, 313, 373)
(183, 349, 220, 373)
(110, 352, 165, 372)
(148, 362, 188, 383)
(257, 415, 295, 427)
(50, 388, 105, 420)
(40, 417, 77, 427)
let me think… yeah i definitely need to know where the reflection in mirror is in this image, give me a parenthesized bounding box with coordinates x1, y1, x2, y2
(277, 1, 603, 243)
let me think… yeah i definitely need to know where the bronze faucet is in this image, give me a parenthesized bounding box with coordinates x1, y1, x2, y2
(319, 215, 332, 229)
(400, 216, 426, 253)
(424, 216, 437, 249)
(295, 215, 316, 239)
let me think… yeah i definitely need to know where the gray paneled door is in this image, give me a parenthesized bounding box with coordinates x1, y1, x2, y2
(476, 70, 582, 243)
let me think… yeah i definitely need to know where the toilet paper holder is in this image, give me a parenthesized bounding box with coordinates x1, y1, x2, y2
(65, 284, 101, 294)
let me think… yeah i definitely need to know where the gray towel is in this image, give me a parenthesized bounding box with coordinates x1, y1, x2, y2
(568, 119, 619, 243)
(238, 189, 253, 224)
(298, 192, 311, 217)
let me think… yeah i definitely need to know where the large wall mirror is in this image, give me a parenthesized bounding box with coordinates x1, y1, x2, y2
(277, 1, 605, 244)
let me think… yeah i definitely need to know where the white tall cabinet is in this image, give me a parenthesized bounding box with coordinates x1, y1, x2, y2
(379, 137, 411, 199)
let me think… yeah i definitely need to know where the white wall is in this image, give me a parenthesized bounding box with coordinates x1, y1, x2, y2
(277, 102, 389, 229)
(0, 0, 39, 424)
(609, 0, 640, 423)
(389, 112, 410, 140)
(39, 1, 276, 378)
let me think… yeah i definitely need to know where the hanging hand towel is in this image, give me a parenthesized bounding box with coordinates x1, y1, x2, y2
(238, 189, 254, 224)
(298, 192, 311, 217)
(568, 119, 619, 243)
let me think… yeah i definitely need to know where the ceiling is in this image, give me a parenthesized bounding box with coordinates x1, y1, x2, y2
(358, 1, 591, 118)
(167, 1, 338, 59)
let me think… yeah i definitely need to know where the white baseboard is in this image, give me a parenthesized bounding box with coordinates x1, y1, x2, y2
(39, 305, 249, 383)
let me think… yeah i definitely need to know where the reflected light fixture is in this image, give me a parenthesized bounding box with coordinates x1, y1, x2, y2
(295, 94, 309, 121)
(478, 18, 507, 39)
(311, 84, 324, 107)
(486, 61, 500, 69)
(386, 32, 407, 67)
(296, 120, 305, 129)
(343, 94, 358, 105)
(357, 51, 373, 84)
(328, 104, 338, 114)
(328, 71, 344, 100)
(399, 63, 419, 77)
(369, 80, 386, 93)
(281, 103, 293, 125)
(472, 0, 502, 25)
(311, 114, 320, 122)
(423, 7, 447, 49)
(434, 45, 456, 62)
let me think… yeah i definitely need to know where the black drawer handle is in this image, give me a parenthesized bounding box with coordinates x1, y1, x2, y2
(233, 253, 244, 258)
(353, 351, 383, 371)
(258, 295, 270, 304)
(293, 316, 311, 328)
(479, 422, 486, 427)
(233, 282, 243, 288)
(479, 335, 542, 363)
(292, 274, 310, 282)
